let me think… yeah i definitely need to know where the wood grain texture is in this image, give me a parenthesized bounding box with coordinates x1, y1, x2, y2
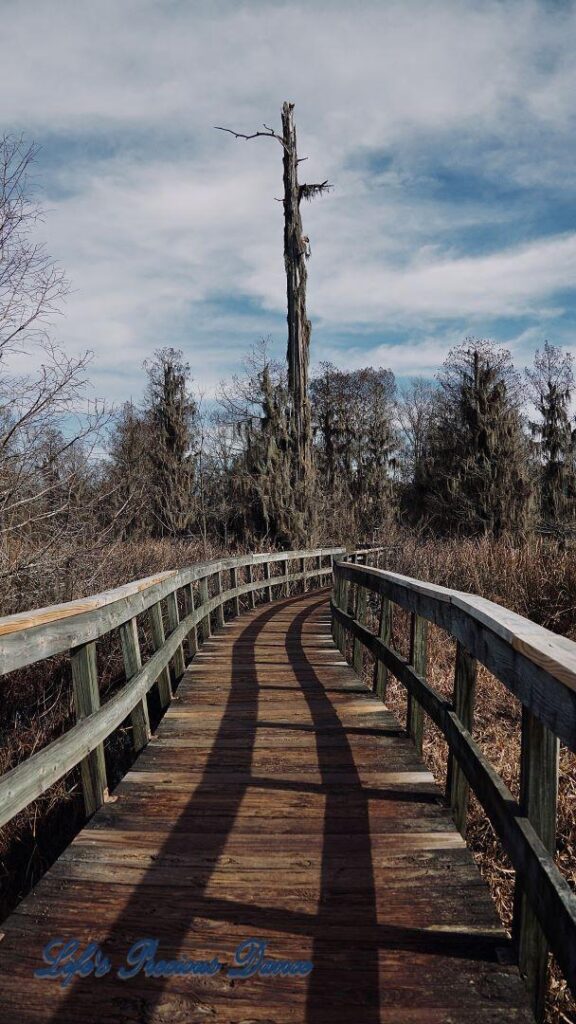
(71, 641, 107, 816)
(0, 591, 531, 1023)
(514, 709, 559, 1021)
(446, 641, 477, 836)
(148, 601, 173, 707)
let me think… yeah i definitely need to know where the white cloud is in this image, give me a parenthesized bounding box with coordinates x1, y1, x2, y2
(313, 232, 576, 323)
(2, 0, 576, 398)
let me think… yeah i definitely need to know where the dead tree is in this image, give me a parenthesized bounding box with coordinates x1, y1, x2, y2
(216, 103, 331, 541)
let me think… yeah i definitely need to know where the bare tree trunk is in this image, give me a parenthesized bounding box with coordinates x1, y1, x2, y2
(281, 102, 312, 499)
(216, 104, 330, 543)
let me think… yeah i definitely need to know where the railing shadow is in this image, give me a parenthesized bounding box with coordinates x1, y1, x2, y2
(46, 596, 285, 1022)
(285, 598, 381, 1023)
(39, 590, 514, 1023)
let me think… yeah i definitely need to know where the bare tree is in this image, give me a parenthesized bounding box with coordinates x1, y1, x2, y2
(104, 401, 153, 539)
(216, 103, 331, 542)
(397, 377, 437, 483)
(0, 135, 109, 594)
(311, 363, 397, 540)
(0, 135, 67, 354)
(215, 340, 295, 545)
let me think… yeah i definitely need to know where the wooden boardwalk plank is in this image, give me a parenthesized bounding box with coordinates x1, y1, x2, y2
(0, 591, 533, 1023)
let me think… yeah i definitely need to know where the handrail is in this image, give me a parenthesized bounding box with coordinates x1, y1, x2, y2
(2, 547, 380, 832)
(331, 556, 576, 1022)
(0, 548, 347, 673)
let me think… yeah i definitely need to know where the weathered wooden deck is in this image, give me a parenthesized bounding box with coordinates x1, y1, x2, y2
(0, 590, 532, 1022)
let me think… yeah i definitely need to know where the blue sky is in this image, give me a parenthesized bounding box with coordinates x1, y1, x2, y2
(3, 0, 576, 404)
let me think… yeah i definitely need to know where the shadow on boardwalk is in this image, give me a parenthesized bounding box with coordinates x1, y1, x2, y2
(32, 592, 523, 1024)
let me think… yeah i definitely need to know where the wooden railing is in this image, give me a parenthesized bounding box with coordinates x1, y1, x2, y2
(331, 554, 576, 1022)
(0, 547, 374, 834)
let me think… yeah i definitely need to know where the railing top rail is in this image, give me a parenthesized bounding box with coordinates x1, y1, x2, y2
(0, 570, 179, 640)
(0, 547, 344, 674)
(335, 560, 576, 751)
(337, 561, 576, 693)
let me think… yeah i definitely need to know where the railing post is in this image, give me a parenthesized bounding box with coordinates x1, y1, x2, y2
(513, 708, 559, 1022)
(119, 617, 150, 753)
(199, 575, 211, 639)
(71, 641, 108, 815)
(316, 552, 322, 586)
(264, 560, 273, 603)
(166, 590, 186, 678)
(407, 612, 428, 755)
(446, 641, 477, 835)
(247, 564, 256, 609)
(230, 566, 240, 617)
(340, 569, 350, 614)
(282, 557, 289, 598)
(184, 582, 198, 656)
(353, 581, 367, 676)
(332, 563, 342, 649)
(215, 570, 226, 628)
(374, 596, 392, 699)
(148, 602, 173, 708)
(300, 556, 307, 593)
(341, 566, 350, 656)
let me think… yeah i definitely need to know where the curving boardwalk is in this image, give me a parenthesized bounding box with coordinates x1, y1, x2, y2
(0, 591, 532, 1023)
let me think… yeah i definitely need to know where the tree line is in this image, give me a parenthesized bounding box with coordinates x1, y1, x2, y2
(100, 334, 576, 549)
(3, 129, 576, 604)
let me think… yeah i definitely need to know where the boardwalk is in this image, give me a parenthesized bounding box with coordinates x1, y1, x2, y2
(0, 590, 532, 1023)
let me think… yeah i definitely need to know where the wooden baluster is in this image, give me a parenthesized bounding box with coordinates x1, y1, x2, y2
(332, 565, 344, 651)
(374, 596, 392, 699)
(282, 558, 290, 598)
(185, 582, 199, 655)
(300, 556, 307, 593)
(407, 612, 428, 755)
(119, 617, 150, 753)
(166, 590, 186, 678)
(352, 581, 367, 677)
(332, 565, 341, 648)
(215, 570, 226, 628)
(199, 576, 211, 640)
(148, 601, 173, 707)
(71, 641, 108, 815)
(513, 709, 559, 1022)
(340, 572, 350, 657)
(230, 566, 240, 617)
(264, 561, 273, 602)
(247, 564, 256, 609)
(446, 641, 477, 834)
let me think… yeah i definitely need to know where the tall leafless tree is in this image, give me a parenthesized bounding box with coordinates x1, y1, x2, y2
(216, 103, 331, 541)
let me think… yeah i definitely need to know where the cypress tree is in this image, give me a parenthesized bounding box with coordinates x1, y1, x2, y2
(420, 339, 531, 538)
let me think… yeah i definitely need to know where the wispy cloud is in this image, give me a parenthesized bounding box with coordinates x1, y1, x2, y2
(3, 0, 576, 399)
